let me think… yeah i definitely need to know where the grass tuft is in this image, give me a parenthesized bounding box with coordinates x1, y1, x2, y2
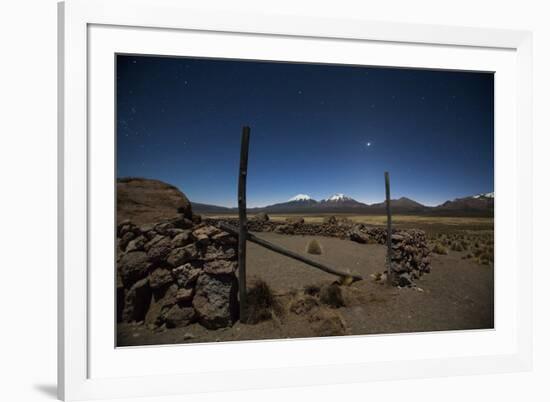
(246, 279, 282, 324)
(306, 239, 323, 255)
(432, 243, 448, 255)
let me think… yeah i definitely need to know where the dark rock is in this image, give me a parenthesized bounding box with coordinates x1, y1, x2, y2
(117, 177, 193, 224)
(398, 273, 413, 287)
(173, 263, 202, 287)
(154, 222, 175, 236)
(164, 305, 196, 328)
(274, 224, 292, 234)
(192, 225, 220, 245)
(119, 231, 136, 250)
(126, 235, 147, 253)
(349, 228, 368, 244)
(202, 245, 236, 261)
(144, 234, 166, 252)
(193, 273, 238, 329)
(165, 228, 185, 238)
(210, 231, 236, 246)
(146, 236, 172, 264)
(144, 284, 178, 326)
(253, 212, 269, 222)
(118, 251, 151, 288)
(122, 278, 152, 322)
(171, 230, 194, 248)
(203, 259, 237, 275)
(175, 287, 194, 303)
(148, 268, 174, 290)
(166, 243, 199, 267)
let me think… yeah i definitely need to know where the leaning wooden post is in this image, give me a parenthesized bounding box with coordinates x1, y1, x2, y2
(384, 171, 393, 285)
(238, 126, 250, 322)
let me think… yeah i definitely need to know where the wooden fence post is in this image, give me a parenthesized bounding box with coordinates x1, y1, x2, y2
(384, 171, 393, 285)
(238, 126, 250, 322)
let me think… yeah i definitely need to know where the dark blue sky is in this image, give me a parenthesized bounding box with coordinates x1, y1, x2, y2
(117, 55, 493, 207)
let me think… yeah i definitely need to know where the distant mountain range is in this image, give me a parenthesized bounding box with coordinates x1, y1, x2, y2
(192, 192, 494, 217)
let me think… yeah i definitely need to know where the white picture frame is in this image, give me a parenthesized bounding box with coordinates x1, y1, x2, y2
(58, 0, 533, 400)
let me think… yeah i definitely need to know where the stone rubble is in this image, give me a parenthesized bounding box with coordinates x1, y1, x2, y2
(117, 215, 239, 329)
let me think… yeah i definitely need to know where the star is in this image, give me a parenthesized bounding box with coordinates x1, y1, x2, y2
(366, 142, 372, 147)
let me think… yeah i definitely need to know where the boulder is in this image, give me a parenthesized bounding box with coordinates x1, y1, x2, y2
(171, 230, 194, 248)
(148, 268, 174, 290)
(202, 245, 236, 261)
(175, 287, 194, 303)
(117, 177, 193, 225)
(164, 305, 196, 328)
(146, 236, 172, 264)
(119, 231, 136, 250)
(173, 263, 202, 288)
(203, 259, 237, 275)
(166, 243, 199, 267)
(193, 273, 238, 329)
(118, 251, 151, 288)
(211, 231, 236, 246)
(253, 212, 269, 222)
(349, 228, 368, 244)
(126, 235, 147, 253)
(122, 278, 152, 322)
(144, 284, 178, 326)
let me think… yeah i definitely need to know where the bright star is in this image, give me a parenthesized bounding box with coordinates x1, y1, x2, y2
(366, 142, 372, 147)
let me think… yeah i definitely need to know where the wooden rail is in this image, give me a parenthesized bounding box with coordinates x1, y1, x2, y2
(219, 222, 363, 282)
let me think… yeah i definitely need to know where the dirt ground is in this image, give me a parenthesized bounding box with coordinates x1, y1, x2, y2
(118, 232, 494, 346)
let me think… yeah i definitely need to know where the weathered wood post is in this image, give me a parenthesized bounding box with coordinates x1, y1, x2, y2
(384, 171, 393, 285)
(238, 126, 250, 322)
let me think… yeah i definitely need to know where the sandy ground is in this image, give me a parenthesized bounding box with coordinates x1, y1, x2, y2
(118, 232, 493, 346)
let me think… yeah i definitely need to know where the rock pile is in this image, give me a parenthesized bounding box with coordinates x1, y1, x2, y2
(350, 226, 432, 286)
(117, 216, 239, 330)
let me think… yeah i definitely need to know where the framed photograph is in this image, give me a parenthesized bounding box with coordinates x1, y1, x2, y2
(58, 0, 533, 400)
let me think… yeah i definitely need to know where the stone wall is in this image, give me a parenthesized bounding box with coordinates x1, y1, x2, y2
(205, 217, 432, 286)
(117, 216, 239, 330)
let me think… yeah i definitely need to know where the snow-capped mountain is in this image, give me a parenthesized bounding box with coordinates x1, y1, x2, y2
(318, 194, 367, 210)
(473, 192, 494, 199)
(288, 194, 313, 202)
(325, 193, 353, 202)
(433, 191, 494, 216)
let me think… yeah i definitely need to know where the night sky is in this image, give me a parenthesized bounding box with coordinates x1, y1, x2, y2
(117, 55, 494, 207)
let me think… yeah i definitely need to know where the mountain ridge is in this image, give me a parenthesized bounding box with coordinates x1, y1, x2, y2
(191, 192, 493, 216)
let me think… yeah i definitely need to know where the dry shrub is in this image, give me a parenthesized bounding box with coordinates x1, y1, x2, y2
(450, 241, 464, 252)
(432, 243, 448, 255)
(306, 239, 323, 255)
(308, 308, 347, 337)
(319, 283, 345, 308)
(304, 284, 321, 296)
(246, 279, 282, 324)
(289, 295, 320, 315)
